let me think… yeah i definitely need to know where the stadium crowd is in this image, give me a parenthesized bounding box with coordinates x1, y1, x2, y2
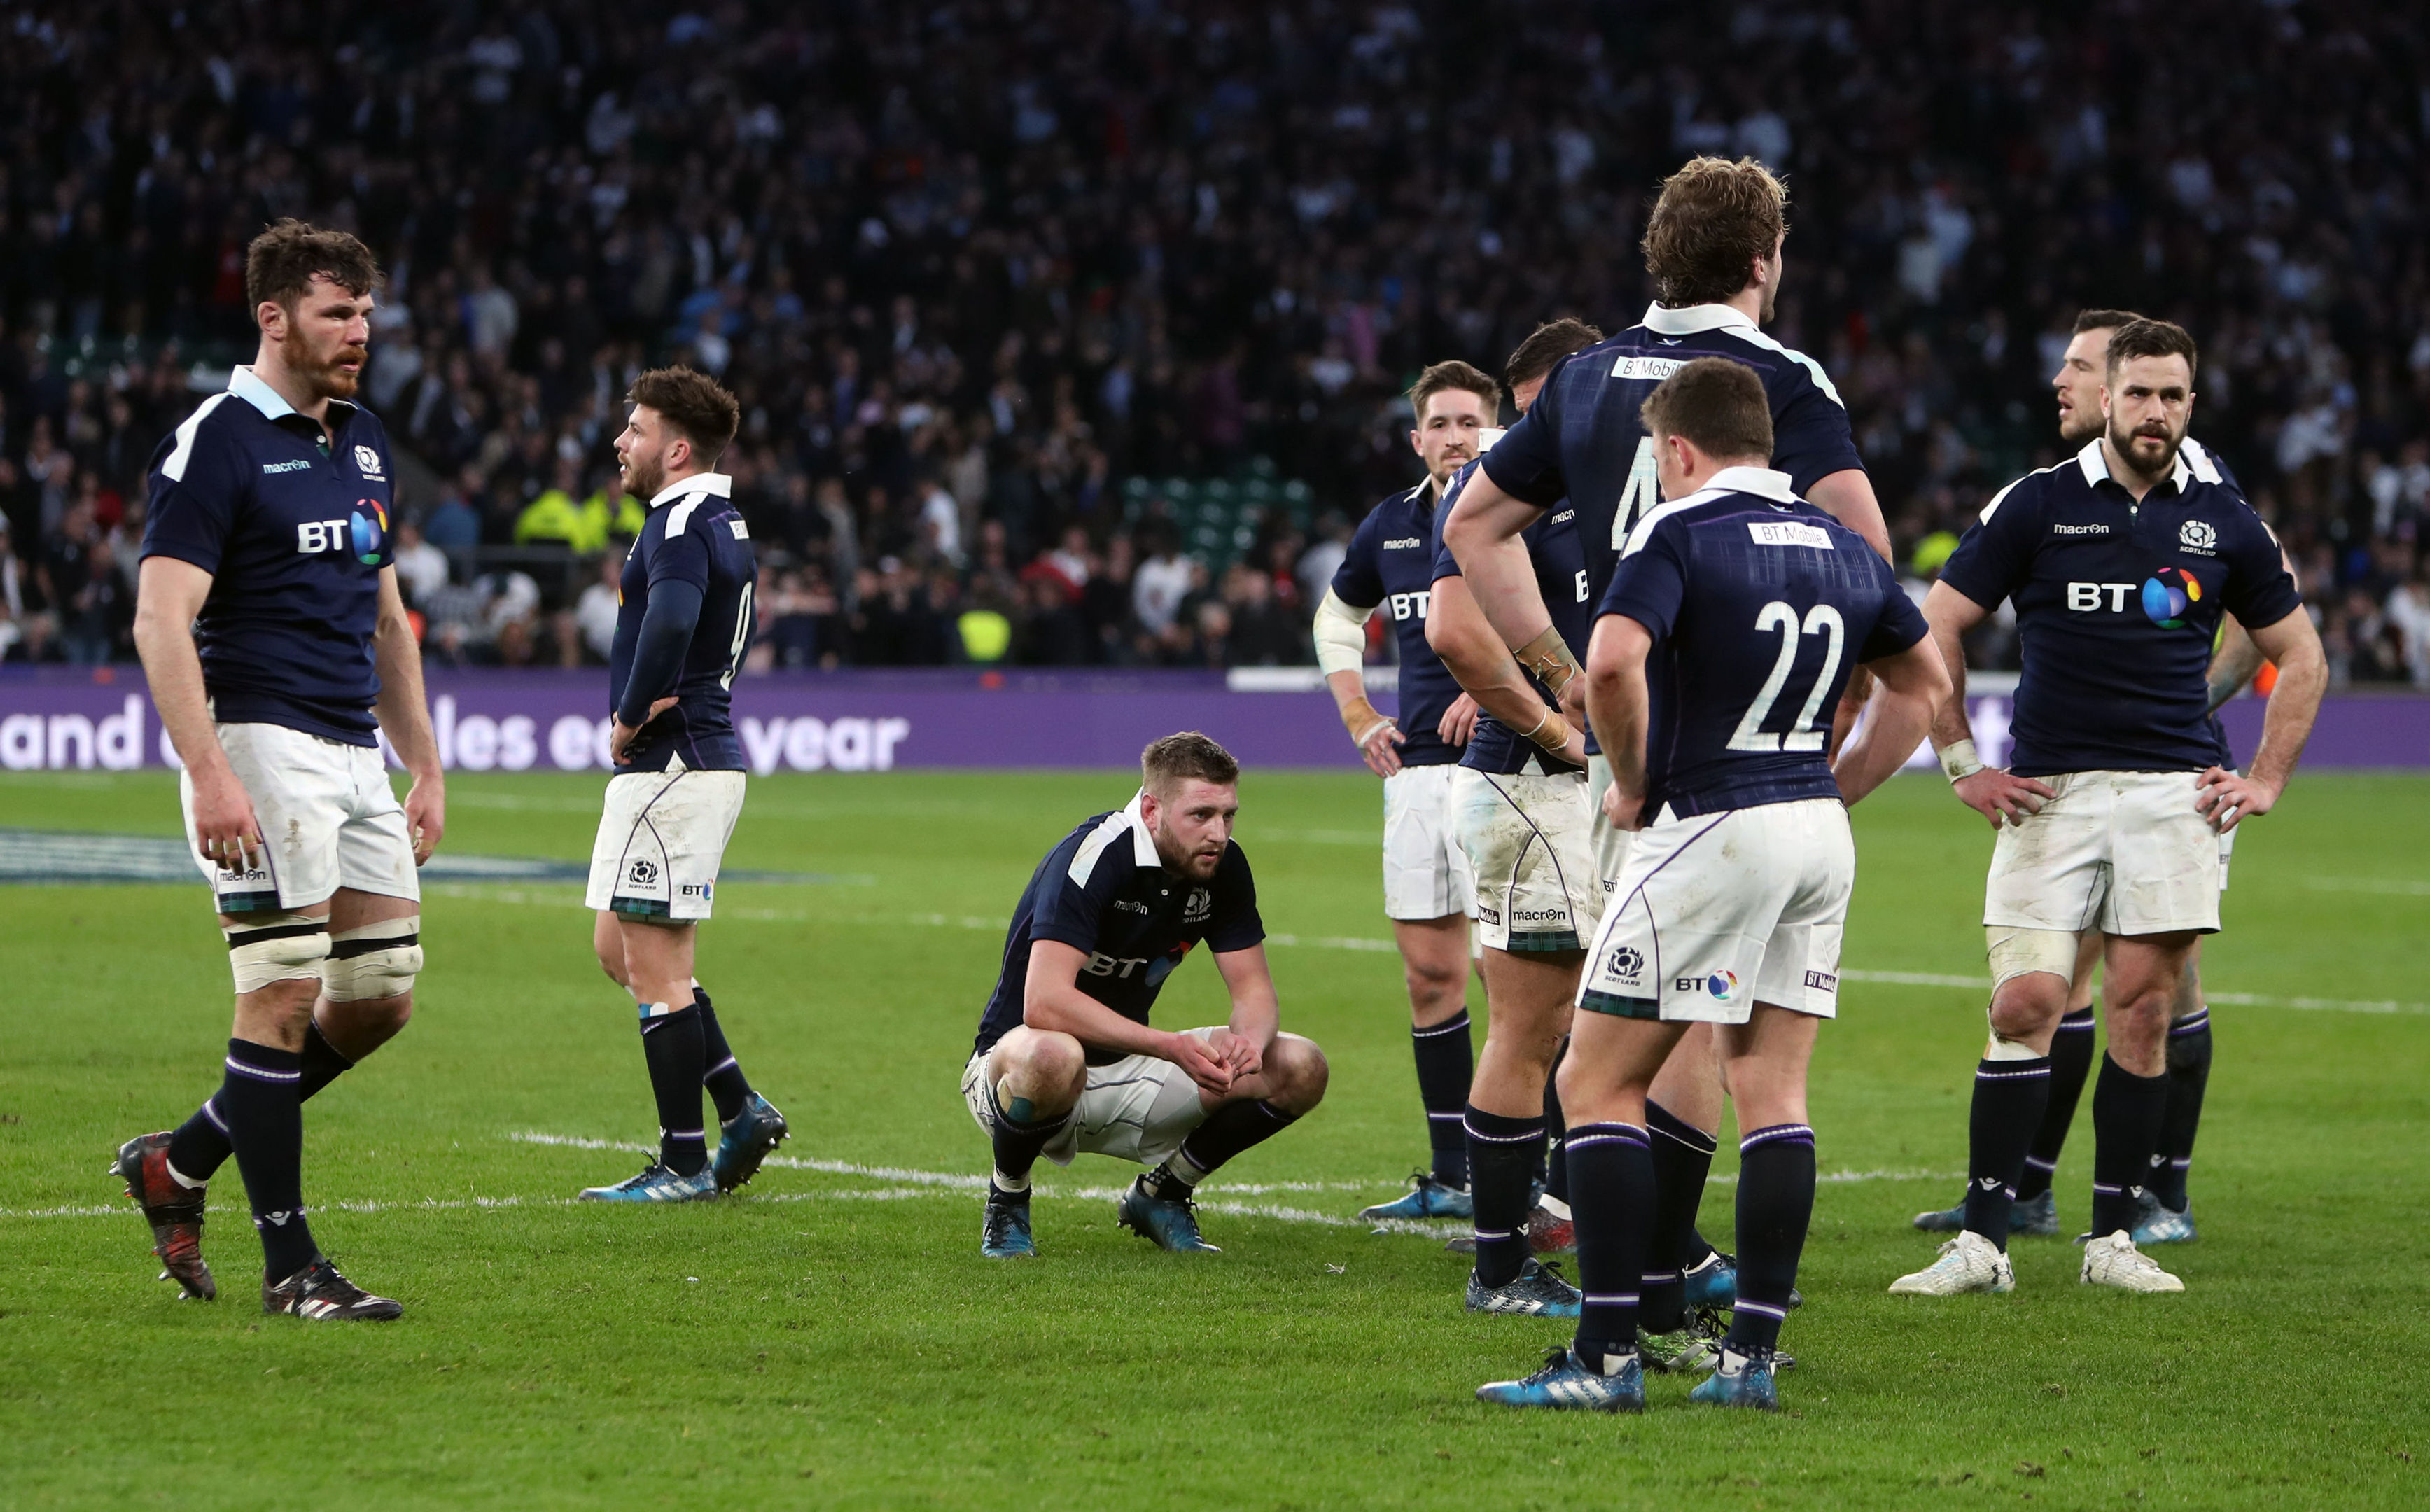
(0, 0, 2425, 686)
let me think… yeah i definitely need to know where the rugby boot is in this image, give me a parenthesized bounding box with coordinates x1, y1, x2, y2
(1914, 1186, 2058, 1238)
(2081, 1230, 2184, 1292)
(2130, 1190, 2198, 1246)
(1888, 1231, 2016, 1294)
(1637, 1317, 1721, 1375)
(111, 1132, 216, 1301)
(1464, 1258, 1583, 1317)
(1476, 1346, 1643, 1412)
(577, 1161, 720, 1203)
(1689, 1345, 1781, 1411)
(1683, 1247, 1802, 1310)
(263, 1259, 403, 1321)
(1115, 1175, 1219, 1253)
(711, 1093, 789, 1193)
(1692, 1306, 1796, 1371)
(1442, 1198, 1570, 1255)
(1358, 1170, 1473, 1222)
(980, 1187, 1035, 1258)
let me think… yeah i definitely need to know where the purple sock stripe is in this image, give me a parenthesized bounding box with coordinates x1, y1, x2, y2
(1581, 1293, 1640, 1306)
(1975, 1066, 2051, 1082)
(703, 1056, 739, 1077)
(2090, 1181, 2125, 1195)
(1646, 1101, 1721, 1155)
(1740, 1123, 1815, 1154)
(1734, 1299, 1789, 1320)
(663, 1128, 706, 1141)
(2168, 1158, 2192, 1169)
(2023, 1155, 2057, 1171)
(1413, 1013, 1473, 1038)
(2170, 1011, 2210, 1035)
(202, 1097, 229, 1133)
(1472, 1228, 1515, 1242)
(1565, 1124, 1647, 1152)
(1425, 1111, 1465, 1121)
(1641, 1270, 1680, 1284)
(2055, 1009, 2096, 1030)
(225, 1057, 301, 1082)
(1465, 1121, 1545, 1143)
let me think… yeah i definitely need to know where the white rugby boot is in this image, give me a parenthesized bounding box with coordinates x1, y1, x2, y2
(2080, 1230, 2184, 1292)
(1887, 1230, 2016, 1295)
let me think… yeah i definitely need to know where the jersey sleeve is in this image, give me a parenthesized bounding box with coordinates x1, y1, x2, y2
(1765, 365, 1866, 496)
(1430, 470, 1466, 582)
(1031, 833, 1116, 953)
(646, 509, 714, 592)
(139, 419, 246, 575)
(1859, 565, 1932, 662)
(1934, 479, 2040, 611)
(1596, 518, 1689, 638)
(1476, 367, 1567, 507)
(1331, 507, 1387, 608)
(2217, 503, 2303, 629)
(1203, 846, 1266, 953)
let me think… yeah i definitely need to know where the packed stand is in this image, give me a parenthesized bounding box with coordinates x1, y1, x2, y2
(0, 1, 2423, 685)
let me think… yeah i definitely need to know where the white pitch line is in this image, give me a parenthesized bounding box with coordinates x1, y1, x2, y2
(2302, 875, 2430, 897)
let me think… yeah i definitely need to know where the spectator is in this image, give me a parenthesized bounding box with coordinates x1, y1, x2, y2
(515, 457, 592, 551)
(1220, 563, 1308, 667)
(424, 471, 486, 554)
(392, 520, 449, 608)
(0, 517, 41, 662)
(1133, 533, 1194, 640)
(573, 552, 623, 664)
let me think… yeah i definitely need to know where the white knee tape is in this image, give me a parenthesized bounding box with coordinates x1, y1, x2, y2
(1985, 926, 2078, 993)
(225, 913, 332, 995)
(321, 916, 423, 1002)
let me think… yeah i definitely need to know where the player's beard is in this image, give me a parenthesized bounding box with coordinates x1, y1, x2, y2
(622, 451, 666, 502)
(2058, 396, 2104, 447)
(305, 339, 368, 403)
(2107, 414, 2184, 482)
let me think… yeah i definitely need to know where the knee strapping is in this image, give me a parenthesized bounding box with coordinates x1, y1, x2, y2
(225, 913, 330, 995)
(1986, 925, 2078, 993)
(321, 916, 422, 1001)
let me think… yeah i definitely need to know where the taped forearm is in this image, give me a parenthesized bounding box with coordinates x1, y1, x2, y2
(1312, 589, 1374, 677)
(615, 580, 704, 727)
(1512, 626, 1582, 701)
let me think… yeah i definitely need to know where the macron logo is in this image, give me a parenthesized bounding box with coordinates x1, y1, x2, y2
(261, 459, 312, 475)
(1382, 537, 1423, 550)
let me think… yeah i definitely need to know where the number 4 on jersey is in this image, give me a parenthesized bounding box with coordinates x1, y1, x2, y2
(1728, 601, 1844, 752)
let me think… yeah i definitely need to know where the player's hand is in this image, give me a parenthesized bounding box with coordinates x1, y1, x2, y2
(188, 764, 265, 872)
(1601, 780, 1646, 832)
(1437, 694, 1480, 748)
(1206, 1027, 1264, 1081)
(1355, 718, 1405, 778)
(1168, 1031, 1234, 1095)
(2194, 766, 2278, 833)
(1556, 720, 1588, 769)
(404, 773, 446, 865)
(1556, 672, 1588, 733)
(1951, 767, 2056, 830)
(610, 697, 680, 765)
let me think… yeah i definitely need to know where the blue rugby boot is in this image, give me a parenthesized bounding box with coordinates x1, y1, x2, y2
(1359, 1170, 1473, 1222)
(1465, 1258, 1582, 1317)
(981, 1186, 1035, 1258)
(711, 1093, 789, 1193)
(1476, 1346, 1644, 1412)
(2132, 1189, 2198, 1245)
(578, 1161, 720, 1203)
(1116, 1175, 1220, 1252)
(1689, 1345, 1780, 1410)
(1684, 1248, 1801, 1312)
(1914, 1186, 2058, 1237)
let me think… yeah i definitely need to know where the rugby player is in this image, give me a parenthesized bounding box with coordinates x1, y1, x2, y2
(1314, 362, 1488, 1222)
(962, 734, 1329, 1257)
(116, 221, 440, 1320)
(1890, 318, 2324, 1296)
(1913, 309, 2272, 1244)
(1479, 358, 1945, 1413)
(576, 368, 787, 1202)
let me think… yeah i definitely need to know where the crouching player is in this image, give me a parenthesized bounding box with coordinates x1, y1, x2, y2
(1479, 358, 1948, 1413)
(578, 368, 786, 1202)
(963, 734, 1329, 1256)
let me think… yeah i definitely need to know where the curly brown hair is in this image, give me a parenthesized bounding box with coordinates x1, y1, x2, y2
(628, 367, 741, 463)
(1504, 318, 1605, 391)
(1639, 356, 1775, 464)
(244, 219, 379, 311)
(1641, 157, 1788, 309)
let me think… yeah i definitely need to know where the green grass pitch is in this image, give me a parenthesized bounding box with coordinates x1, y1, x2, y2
(1, 767, 2424, 1509)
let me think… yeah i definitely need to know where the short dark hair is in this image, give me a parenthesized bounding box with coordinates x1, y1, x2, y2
(2073, 308, 2142, 336)
(1642, 157, 1787, 309)
(245, 220, 379, 312)
(1408, 360, 1500, 424)
(2104, 317, 2199, 382)
(1504, 318, 1605, 391)
(1141, 732, 1240, 795)
(1639, 356, 1774, 463)
(628, 367, 741, 463)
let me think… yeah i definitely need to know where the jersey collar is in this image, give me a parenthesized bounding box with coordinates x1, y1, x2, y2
(648, 471, 733, 509)
(227, 364, 357, 428)
(2073, 438, 2192, 498)
(1702, 465, 1796, 503)
(1122, 792, 1163, 869)
(1641, 302, 1758, 337)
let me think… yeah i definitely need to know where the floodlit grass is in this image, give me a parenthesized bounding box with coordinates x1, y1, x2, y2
(1, 768, 2424, 1509)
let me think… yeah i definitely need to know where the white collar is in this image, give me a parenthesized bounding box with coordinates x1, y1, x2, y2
(1701, 465, 1797, 503)
(1122, 792, 1163, 868)
(649, 471, 733, 508)
(1642, 302, 1759, 337)
(2074, 438, 2191, 494)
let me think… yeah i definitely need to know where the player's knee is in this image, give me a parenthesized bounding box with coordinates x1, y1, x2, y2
(225, 913, 330, 996)
(322, 916, 421, 1003)
(1001, 1030, 1087, 1093)
(1403, 957, 1463, 1012)
(1264, 1035, 1328, 1112)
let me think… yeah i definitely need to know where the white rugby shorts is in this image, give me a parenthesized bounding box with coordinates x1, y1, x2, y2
(1578, 797, 1853, 1025)
(181, 722, 419, 913)
(961, 1028, 1217, 1167)
(1453, 763, 1598, 953)
(1381, 763, 1475, 921)
(1984, 770, 2221, 937)
(585, 757, 746, 923)
(1585, 754, 1634, 894)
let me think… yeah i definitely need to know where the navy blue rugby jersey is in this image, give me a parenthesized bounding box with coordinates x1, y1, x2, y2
(1330, 479, 1464, 766)
(1937, 440, 2300, 778)
(610, 472, 756, 773)
(973, 796, 1266, 1063)
(1599, 467, 1928, 818)
(1431, 451, 1594, 774)
(139, 366, 399, 745)
(1479, 302, 1866, 608)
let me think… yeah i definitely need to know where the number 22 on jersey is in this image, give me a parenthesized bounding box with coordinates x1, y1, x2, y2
(1727, 601, 1844, 752)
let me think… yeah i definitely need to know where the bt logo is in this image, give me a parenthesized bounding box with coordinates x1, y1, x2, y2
(296, 500, 388, 564)
(1082, 952, 1152, 979)
(2065, 582, 2139, 612)
(1388, 591, 1432, 622)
